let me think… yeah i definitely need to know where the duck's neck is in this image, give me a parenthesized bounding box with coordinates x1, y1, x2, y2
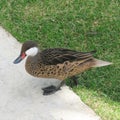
(27, 50, 42, 63)
(25, 52, 44, 76)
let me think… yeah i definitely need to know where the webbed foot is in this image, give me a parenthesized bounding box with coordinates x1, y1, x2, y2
(42, 81, 65, 95)
(42, 85, 61, 95)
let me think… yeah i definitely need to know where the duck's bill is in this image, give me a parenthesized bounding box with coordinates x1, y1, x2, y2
(13, 55, 23, 64)
(13, 53, 26, 64)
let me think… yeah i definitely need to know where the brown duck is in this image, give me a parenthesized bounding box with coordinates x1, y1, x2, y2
(13, 41, 112, 95)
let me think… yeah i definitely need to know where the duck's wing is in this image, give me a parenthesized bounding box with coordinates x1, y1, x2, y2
(40, 48, 95, 65)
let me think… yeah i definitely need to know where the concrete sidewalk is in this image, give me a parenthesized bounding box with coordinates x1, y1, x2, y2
(0, 26, 101, 120)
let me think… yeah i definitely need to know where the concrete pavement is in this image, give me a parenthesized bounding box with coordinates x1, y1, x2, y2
(0, 26, 101, 120)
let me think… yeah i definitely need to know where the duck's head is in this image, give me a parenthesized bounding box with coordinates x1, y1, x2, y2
(13, 40, 38, 64)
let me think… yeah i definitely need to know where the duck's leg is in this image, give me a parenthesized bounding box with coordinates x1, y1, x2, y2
(42, 81, 65, 95)
(69, 76, 79, 87)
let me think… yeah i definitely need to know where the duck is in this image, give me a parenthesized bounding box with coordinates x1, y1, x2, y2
(13, 40, 112, 95)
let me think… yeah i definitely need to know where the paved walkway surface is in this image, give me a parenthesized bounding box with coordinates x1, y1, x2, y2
(0, 26, 101, 120)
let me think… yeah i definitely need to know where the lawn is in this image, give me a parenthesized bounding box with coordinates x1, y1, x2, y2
(0, 0, 120, 120)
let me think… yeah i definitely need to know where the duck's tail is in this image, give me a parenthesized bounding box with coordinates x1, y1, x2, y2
(92, 58, 112, 67)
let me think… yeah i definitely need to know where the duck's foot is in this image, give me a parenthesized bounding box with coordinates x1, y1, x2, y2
(42, 85, 61, 95)
(42, 81, 65, 95)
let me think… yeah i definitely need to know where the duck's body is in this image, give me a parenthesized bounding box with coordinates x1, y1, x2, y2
(25, 48, 95, 80)
(13, 41, 112, 95)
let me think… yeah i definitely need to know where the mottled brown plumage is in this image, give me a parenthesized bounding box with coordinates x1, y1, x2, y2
(25, 48, 95, 80)
(13, 41, 112, 95)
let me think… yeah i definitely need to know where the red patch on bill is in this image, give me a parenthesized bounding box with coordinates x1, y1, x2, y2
(21, 53, 26, 59)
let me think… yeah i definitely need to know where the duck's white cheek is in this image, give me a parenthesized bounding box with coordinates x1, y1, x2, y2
(25, 47, 39, 56)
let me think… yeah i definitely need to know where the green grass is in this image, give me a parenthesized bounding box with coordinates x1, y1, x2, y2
(0, 0, 120, 120)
